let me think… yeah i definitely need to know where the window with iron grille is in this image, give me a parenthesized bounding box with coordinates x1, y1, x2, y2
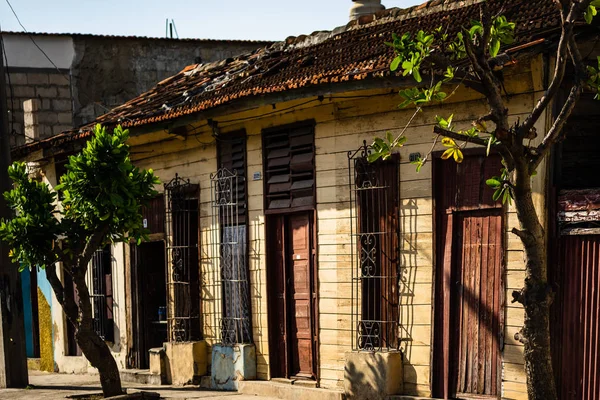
(88, 245, 114, 342)
(348, 142, 400, 352)
(211, 131, 252, 345)
(165, 175, 201, 342)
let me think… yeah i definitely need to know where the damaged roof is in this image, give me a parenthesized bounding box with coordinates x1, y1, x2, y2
(14, 0, 564, 158)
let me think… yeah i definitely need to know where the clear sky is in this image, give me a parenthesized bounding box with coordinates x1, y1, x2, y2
(0, 0, 419, 41)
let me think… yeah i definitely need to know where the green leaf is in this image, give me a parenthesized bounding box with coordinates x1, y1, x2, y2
(490, 39, 501, 57)
(413, 68, 422, 83)
(493, 188, 503, 201)
(99, 213, 111, 221)
(390, 56, 402, 71)
(486, 178, 502, 188)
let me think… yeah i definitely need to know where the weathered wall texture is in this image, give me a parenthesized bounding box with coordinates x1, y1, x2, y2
(70, 36, 270, 128)
(5, 71, 72, 147)
(4, 32, 271, 146)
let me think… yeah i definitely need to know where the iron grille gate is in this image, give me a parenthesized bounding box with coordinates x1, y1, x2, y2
(348, 141, 400, 352)
(88, 245, 114, 342)
(211, 168, 252, 345)
(165, 174, 201, 342)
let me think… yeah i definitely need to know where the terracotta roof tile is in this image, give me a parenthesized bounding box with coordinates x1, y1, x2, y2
(14, 0, 563, 157)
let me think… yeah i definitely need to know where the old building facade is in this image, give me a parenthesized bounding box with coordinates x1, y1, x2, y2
(12, 0, 600, 399)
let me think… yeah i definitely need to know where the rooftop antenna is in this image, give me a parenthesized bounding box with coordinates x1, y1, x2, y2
(165, 19, 179, 39)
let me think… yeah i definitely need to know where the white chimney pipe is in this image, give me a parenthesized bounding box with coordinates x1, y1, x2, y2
(350, 0, 385, 21)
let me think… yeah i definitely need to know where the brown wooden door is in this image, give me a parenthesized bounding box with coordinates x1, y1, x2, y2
(433, 154, 504, 399)
(450, 211, 503, 398)
(552, 235, 600, 400)
(288, 213, 314, 378)
(267, 215, 289, 378)
(268, 212, 317, 380)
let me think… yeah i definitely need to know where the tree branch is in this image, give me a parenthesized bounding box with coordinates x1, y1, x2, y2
(530, 33, 586, 173)
(46, 263, 79, 325)
(75, 224, 110, 279)
(518, 0, 591, 139)
(433, 125, 489, 146)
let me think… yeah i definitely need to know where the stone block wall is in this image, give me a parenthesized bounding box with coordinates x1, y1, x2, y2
(5, 69, 73, 147)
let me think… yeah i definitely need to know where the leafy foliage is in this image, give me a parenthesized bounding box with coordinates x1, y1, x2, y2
(0, 124, 160, 271)
(485, 166, 514, 205)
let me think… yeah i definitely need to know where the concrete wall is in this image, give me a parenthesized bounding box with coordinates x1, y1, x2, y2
(3, 32, 270, 146)
(69, 36, 269, 127)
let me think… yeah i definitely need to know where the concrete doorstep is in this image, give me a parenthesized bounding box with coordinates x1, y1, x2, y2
(238, 380, 344, 400)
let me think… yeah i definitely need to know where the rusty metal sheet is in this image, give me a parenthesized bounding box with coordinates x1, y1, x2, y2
(555, 235, 600, 399)
(558, 189, 600, 211)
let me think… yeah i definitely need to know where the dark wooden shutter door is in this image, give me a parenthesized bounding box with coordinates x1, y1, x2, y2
(433, 154, 504, 399)
(267, 215, 288, 378)
(451, 211, 502, 397)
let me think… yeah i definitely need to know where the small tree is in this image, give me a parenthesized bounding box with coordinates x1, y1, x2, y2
(0, 125, 159, 397)
(369, 1, 600, 399)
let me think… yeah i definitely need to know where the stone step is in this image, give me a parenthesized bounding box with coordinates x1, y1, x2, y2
(120, 369, 162, 386)
(238, 380, 344, 400)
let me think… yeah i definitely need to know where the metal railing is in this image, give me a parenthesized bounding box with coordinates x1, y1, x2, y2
(348, 141, 400, 352)
(211, 167, 252, 345)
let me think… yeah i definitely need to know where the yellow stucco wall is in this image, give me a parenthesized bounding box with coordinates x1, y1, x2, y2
(37, 287, 54, 372)
(120, 56, 547, 398)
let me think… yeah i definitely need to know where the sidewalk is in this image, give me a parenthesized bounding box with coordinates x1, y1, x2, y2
(0, 371, 278, 400)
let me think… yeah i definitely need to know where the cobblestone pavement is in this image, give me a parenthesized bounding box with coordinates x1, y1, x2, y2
(0, 371, 277, 400)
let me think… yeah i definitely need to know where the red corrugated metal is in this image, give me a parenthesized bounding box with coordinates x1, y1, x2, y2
(556, 235, 600, 399)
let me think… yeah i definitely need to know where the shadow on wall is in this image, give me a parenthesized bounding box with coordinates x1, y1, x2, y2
(249, 215, 268, 372)
(399, 198, 418, 365)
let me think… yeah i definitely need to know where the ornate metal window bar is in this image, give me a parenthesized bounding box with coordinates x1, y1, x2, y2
(165, 174, 201, 342)
(211, 167, 252, 345)
(348, 141, 400, 352)
(88, 245, 114, 342)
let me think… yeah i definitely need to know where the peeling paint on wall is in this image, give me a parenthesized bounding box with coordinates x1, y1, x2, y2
(38, 287, 54, 372)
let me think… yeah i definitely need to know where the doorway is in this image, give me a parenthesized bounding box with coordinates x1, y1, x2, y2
(433, 154, 504, 399)
(267, 212, 318, 380)
(129, 241, 167, 369)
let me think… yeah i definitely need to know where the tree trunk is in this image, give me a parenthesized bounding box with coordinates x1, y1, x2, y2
(513, 159, 558, 400)
(76, 326, 123, 397)
(72, 269, 123, 398)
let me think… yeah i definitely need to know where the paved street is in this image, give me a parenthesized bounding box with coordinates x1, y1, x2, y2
(0, 371, 277, 400)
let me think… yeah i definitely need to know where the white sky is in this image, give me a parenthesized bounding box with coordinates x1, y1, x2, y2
(0, 0, 420, 41)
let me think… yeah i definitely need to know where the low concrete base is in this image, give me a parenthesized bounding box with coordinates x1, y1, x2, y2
(120, 369, 162, 385)
(163, 341, 208, 385)
(211, 344, 256, 390)
(148, 348, 166, 384)
(344, 351, 403, 400)
(238, 380, 344, 400)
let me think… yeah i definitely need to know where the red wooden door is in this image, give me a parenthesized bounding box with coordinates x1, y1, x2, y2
(553, 235, 600, 400)
(433, 154, 504, 399)
(450, 211, 503, 398)
(288, 213, 314, 378)
(267, 212, 316, 379)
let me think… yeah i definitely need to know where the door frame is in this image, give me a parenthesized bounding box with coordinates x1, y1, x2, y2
(431, 151, 506, 398)
(266, 211, 319, 381)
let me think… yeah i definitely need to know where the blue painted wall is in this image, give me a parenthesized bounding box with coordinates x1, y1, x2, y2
(20, 268, 35, 358)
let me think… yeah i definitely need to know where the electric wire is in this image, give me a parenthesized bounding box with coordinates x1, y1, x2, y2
(0, 20, 38, 142)
(4, 0, 112, 115)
